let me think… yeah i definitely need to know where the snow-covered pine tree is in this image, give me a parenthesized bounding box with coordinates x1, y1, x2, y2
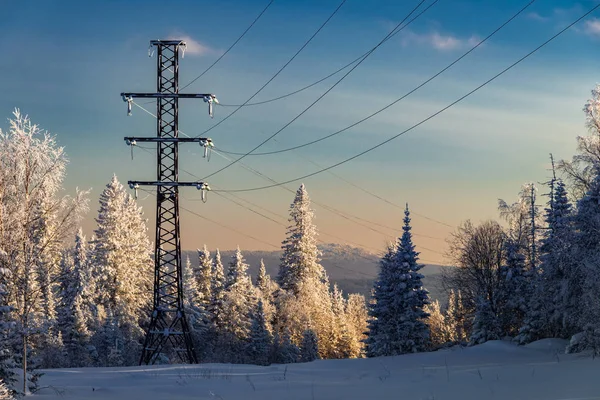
(183, 256, 208, 350)
(424, 300, 447, 349)
(274, 327, 300, 364)
(330, 284, 353, 358)
(65, 295, 91, 367)
(256, 259, 269, 293)
(278, 184, 327, 295)
(444, 290, 469, 344)
(245, 300, 272, 366)
(206, 248, 226, 361)
(59, 228, 95, 367)
(91, 175, 152, 365)
(498, 239, 527, 337)
(215, 247, 256, 362)
(255, 259, 276, 333)
(469, 296, 501, 345)
(365, 204, 430, 356)
(568, 168, 600, 352)
(196, 245, 213, 309)
(275, 184, 336, 358)
(537, 179, 577, 338)
(300, 328, 320, 362)
(345, 293, 368, 358)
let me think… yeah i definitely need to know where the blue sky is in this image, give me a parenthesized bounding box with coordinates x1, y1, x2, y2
(1, 0, 600, 264)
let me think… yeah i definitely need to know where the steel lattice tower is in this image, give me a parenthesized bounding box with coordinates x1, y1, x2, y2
(121, 39, 217, 365)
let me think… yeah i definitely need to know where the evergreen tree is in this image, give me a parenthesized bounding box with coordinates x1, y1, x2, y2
(275, 184, 336, 358)
(208, 249, 226, 335)
(365, 205, 430, 357)
(444, 290, 469, 343)
(570, 169, 600, 351)
(345, 293, 368, 358)
(277, 184, 327, 295)
(538, 179, 577, 338)
(498, 239, 527, 337)
(197, 245, 212, 309)
(470, 297, 501, 345)
(255, 259, 276, 333)
(300, 329, 320, 362)
(59, 228, 94, 367)
(222, 247, 255, 342)
(274, 328, 300, 364)
(91, 175, 152, 364)
(183, 256, 208, 347)
(424, 300, 447, 349)
(245, 300, 272, 366)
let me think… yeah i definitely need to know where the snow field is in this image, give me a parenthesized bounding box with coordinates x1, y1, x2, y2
(35, 339, 600, 400)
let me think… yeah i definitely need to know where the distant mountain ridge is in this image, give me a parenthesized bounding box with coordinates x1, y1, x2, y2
(183, 243, 449, 302)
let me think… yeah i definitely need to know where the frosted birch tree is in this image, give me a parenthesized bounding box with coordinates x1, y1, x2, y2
(0, 109, 88, 393)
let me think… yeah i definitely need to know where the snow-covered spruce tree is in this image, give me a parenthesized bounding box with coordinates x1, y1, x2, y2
(219, 247, 256, 362)
(273, 327, 300, 364)
(59, 228, 95, 367)
(444, 290, 469, 344)
(245, 300, 272, 366)
(538, 179, 577, 338)
(345, 293, 368, 357)
(567, 168, 600, 353)
(275, 184, 336, 358)
(183, 256, 208, 351)
(469, 296, 501, 346)
(95, 307, 125, 367)
(0, 110, 88, 393)
(424, 300, 447, 349)
(90, 175, 152, 365)
(278, 184, 327, 295)
(300, 328, 320, 362)
(498, 239, 527, 338)
(365, 204, 430, 357)
(330, 284, 354, 359)
(204, 248, 226, 361)
(255, 259, 276, 333)
(196, 245, 213, 309)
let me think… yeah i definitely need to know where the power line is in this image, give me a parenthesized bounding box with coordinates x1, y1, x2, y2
(285, 144, 454, 231)
(131, 102, 448, 257)
(214, 2, 599, 193)
(206, 148, 448, 256)
(217, 0, 439, 108)
(134, 144, 379, 252)
(214, 0, 535, 157)
(138, 188, 280, 249)
(197, 0, 348, 137)
(200, 0, 428, 180)
(180, 0, 276, 91)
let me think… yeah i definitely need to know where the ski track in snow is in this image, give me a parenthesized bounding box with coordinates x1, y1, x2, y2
(33, 339, 600, 400)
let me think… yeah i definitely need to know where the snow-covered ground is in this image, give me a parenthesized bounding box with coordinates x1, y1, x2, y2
(35, 339, 600, 400)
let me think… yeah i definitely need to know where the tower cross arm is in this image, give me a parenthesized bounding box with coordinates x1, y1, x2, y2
(121, 92, 216, 99)
(124, 136, 212, 143)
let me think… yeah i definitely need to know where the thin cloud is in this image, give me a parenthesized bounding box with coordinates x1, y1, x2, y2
(400, 29, 481, 51)
(166, 34, 215, 56)
(526, 12, 550, 22)
(583, 18, 600, 37)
